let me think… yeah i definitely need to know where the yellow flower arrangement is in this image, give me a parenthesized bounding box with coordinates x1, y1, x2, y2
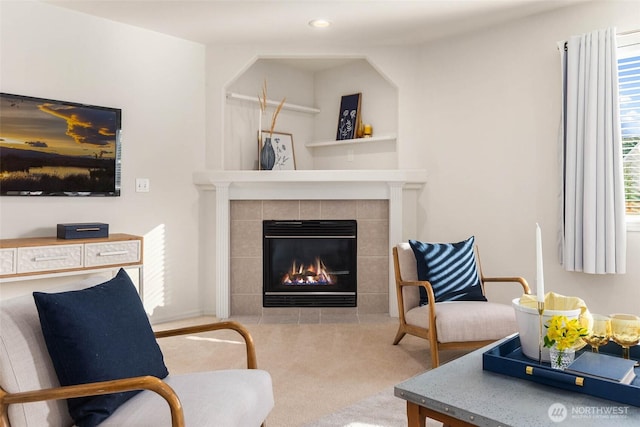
(543, 315, 588, 351)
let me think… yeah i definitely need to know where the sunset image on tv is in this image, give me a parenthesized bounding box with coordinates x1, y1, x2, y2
(0, 93, 121, 196)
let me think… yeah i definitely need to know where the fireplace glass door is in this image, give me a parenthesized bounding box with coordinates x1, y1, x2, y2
(263, 220, 357, 307)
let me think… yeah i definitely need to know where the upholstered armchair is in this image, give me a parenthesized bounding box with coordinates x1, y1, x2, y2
(392, 238, 530, 368)
(0, 271, 274, 427)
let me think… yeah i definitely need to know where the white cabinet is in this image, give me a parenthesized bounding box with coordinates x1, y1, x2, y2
(0, 248, 17, 275)
(85, 240, 141, 267)
(0, 234, 143, 280)
(17, 244, 83, 274)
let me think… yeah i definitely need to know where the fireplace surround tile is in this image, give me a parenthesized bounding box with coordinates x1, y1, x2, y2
(230, 219, 261, 258)
(262, 200, 301, 220)
(357, 293, 389, 314)
(299, 310, 321, 324)
(357, 219, 389, 257)
(320, 313, 360, 324)
(357, 256, 388, 293)
(299, 200, 322, 219)
(356, 200, 389, 219)
(230, 199, 389, 316)
(230, 200, 262, 220)
(230, 293, 262, 315)
(319, 200, 357, 219)
(263, 307, 301, 316)
(230, 257, 261, 294)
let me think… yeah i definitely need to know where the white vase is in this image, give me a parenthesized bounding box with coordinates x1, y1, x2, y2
(512, 298, 581, 362)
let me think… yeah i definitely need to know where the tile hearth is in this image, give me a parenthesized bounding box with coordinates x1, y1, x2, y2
(230, 312, 398, 325)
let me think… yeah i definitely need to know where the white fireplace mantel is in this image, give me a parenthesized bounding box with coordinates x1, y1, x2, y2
(193, 169, 427, 318)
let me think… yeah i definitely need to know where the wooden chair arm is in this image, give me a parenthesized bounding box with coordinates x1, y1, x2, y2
(398, 280, 436, 305)
(482, 276, 531, 294)
(0, 376, 184, 427)
(154, 320, 258, 369)
(397, 279, 438, 324)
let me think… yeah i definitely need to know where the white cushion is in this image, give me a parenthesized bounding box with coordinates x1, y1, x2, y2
(405, 301, 517, 343)
(100, 370, 274, 427)
(395, 243, 421, 311)
(0, 278, 107, 427)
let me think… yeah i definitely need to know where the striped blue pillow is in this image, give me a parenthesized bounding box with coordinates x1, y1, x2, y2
(409, 236, 487, 305)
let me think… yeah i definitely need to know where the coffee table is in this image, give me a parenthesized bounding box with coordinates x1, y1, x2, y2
(395, 335, 640, 426)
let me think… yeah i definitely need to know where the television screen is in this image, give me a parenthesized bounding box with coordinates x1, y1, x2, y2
(0, 93, 121, 196)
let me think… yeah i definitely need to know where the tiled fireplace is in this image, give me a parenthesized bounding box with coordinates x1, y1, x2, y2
(231, 201, 388, 315)
(193, 169, 428, 319)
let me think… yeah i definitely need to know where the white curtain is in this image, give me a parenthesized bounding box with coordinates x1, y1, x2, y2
(561, 27, 626, 274)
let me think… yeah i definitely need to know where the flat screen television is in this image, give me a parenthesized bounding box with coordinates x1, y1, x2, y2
(0, 92, 121, 196)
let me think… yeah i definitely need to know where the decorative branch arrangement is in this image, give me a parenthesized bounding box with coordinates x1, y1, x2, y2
(258, 80, 286, 139)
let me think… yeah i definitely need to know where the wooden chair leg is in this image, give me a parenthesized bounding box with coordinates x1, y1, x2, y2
(393, 327, 406, 345)
(430, 343, 440, 368)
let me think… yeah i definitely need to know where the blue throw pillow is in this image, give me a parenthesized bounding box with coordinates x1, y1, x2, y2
(408, 236, 487, 305)
(33, 269, 168, 427)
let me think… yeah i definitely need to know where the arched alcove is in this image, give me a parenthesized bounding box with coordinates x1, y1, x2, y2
(224, 56, 398, 171)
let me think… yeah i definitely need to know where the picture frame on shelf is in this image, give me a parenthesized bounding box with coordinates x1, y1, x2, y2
(258, 131, 296, 170)
(336, 93, 361, 141)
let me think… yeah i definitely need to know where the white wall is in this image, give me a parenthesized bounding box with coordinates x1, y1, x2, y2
(416, 0, 640, 314)
(205, 0, 640, 316)
(312, 60, 398, 170)
(3, 0, 636, 322)
(0, 1, 206, 323)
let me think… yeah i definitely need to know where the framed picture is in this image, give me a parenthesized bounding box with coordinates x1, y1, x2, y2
(258, 131, 296, 170)
(336, 93, 361, 140)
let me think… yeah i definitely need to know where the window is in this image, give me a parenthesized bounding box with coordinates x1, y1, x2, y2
(618, 36, 640, 224)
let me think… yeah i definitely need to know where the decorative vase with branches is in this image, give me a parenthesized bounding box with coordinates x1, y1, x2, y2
(258, 80, 286, 170)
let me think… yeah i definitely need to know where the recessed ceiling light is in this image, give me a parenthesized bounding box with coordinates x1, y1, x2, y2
(309, 19, 331, 29)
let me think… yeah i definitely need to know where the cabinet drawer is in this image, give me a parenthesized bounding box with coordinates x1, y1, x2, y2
(0, 248, 17, 275)
(17, 245, 83, 273)
(84, 240, 141, 267)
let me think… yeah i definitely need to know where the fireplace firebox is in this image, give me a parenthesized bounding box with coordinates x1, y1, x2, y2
(263, 220, 357, 307)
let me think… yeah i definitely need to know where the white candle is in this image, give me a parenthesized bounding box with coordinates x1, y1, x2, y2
(536, 223, 545, 302)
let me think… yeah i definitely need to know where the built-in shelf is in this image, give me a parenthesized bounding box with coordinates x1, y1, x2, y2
(305, 134, 397, 148)
(226, 92, 320, 114)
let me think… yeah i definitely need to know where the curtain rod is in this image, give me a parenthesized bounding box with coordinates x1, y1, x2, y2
(561, 29, 640, 51)
(618, 29, 640, 36)
(618, 29, 640, 48)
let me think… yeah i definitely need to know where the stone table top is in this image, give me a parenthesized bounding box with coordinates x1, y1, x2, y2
(395, 335, 640, 426)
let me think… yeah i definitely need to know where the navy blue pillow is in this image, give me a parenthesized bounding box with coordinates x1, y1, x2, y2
(408, 236, 487, 305)
(33, 269, 168, 427)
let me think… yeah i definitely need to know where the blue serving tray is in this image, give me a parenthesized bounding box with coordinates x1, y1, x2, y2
(482, 334, 640, 407)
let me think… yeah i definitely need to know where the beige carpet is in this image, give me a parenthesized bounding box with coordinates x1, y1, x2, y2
(156, 316, 464, 426)
(302, 386, 444, 427)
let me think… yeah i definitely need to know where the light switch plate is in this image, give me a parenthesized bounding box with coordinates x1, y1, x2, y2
(135, 178, 150, 192)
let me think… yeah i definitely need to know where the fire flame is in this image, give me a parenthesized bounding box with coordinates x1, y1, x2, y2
(282, 257, 334, 285)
